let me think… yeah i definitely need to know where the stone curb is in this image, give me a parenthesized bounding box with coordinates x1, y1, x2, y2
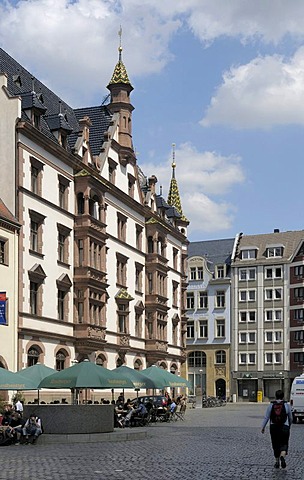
(37, 428, 148, 445)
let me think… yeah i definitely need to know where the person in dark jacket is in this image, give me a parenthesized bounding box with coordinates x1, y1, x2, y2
(261, 389, 293, 469)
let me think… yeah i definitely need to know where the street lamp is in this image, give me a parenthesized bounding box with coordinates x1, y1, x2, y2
(199, 369, 203, 407)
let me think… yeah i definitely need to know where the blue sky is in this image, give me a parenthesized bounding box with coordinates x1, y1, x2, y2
(1, 0, 304, 241)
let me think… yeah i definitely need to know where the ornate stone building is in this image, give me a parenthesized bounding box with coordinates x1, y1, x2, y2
(0, 45, 188, 390)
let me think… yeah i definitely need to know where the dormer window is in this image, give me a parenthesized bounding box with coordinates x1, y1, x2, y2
(240, 248, 257, 260)
(33, 112, 40, 129)
(266, 246, 283, 258)
(60, 133, 67, 149)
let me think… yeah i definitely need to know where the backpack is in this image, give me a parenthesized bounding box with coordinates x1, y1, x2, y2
(270, 401, 287, 425)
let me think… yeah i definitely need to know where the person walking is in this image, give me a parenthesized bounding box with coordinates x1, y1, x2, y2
(261, 389, 292, 469)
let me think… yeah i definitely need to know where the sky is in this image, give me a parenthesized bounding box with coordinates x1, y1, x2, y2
(1, 0, 304, 241)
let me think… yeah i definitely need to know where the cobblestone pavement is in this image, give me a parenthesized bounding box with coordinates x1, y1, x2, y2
(1, 403, 304, 480)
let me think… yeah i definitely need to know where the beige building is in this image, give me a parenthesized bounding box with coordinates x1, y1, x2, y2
(0, 46, 188, 399)
(231, 229, 304, 402)
(0, 200, 20, 373)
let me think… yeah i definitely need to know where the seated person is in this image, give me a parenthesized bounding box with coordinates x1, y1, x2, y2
(116, 392, 125, 404)
(170, 399, 177, 413)
(7, 413, 25, 444)
(20, 414, 42, 444)
(135, 402, 147, 417)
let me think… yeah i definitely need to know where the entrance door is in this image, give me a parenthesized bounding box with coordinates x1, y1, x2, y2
(215, 378, 226, 399)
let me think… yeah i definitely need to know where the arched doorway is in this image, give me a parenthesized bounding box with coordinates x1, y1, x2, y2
(215, 378, 226, 399)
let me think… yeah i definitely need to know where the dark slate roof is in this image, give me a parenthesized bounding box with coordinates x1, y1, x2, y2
(21, 91, 47, 112)
(189, 238, 235, 272)
(0, 48, 111, 155)
(72, 106, 112, 157)
(156, 195, 169, 209)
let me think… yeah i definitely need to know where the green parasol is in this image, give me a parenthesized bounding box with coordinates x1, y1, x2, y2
(111, 366, 158, 389)
(141, 365, 191, 389)
(0, 367, 37, 390)
(17, 363, 56, 388)
(38, 360, 134, 389)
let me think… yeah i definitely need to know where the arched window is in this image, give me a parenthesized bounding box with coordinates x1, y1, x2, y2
(56, 349, 68, 371)
(96, 355, 105, 367)
(27, 346, 40, 367)
(77, 193, 84, 215)
(170, 364, 177, 374)
(134, 360, 142, 370)
(159, 362, 167, 370)
(188, 351, 206, 368)
(215, 350, 226, 364)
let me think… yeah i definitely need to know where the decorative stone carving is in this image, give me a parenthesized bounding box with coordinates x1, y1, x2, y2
(87, 327, 105, 340)
(156, 341, 167, 351)
(119, 335, 130, 346)
(215, 366, 226, 377)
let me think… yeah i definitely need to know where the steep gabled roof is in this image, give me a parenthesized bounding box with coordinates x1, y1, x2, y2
(0, 199, 20, 229)
(0, 48, 111, 156)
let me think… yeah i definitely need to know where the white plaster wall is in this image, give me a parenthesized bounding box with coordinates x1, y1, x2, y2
(21, 144, 74, 327)
(0, 75, 21, 214)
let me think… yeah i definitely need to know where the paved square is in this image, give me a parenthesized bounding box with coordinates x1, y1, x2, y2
(1, 404, 303, 479)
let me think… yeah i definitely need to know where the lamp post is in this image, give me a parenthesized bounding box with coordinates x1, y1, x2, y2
(199, 369, 203, 407)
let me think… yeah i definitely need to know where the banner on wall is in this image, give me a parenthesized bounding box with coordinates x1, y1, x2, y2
(0, 292, 7, 325)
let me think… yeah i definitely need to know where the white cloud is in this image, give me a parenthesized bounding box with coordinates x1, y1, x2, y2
(183, 0, 304, 44)
(2, 0, 304, 108)
(0, 0, 180, 106)
(139, 142, 244, 234)
(201, 48, 304, 129)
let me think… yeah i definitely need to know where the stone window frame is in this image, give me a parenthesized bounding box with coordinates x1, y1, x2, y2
(216, 318, 226, 338)
(0, 236, 8, 266)
(134, 301, 144, 338)
(117, 212, 127, 242)
(29, 209, 46, 257)
(57, 223, 71, 266)
(116, 299, 130, 334)
(215, 350, 226, 364)
(173, 247, 178, 270)
(135, 262, 144, 293)
(58, 174, 70, 210)
(116, 253, 128, 287)
(28, 264, 46, 316)
(172, 281, 179, 307)
(135, 224, 143, 251)
(30, 157, 44, 196)
(55, 348, 69, 371)
(108, 157, 118, 185)
(128, 173, 135, 198)
(56, 274, 72, 322)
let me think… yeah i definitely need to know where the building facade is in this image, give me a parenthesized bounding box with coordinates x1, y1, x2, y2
(231, 230, 304, 402)
(0, 46, 188, 388)
(0, 200, 20, 374)
(186, 239, 234, 399)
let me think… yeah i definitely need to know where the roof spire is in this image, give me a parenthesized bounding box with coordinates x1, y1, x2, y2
(108, 25, 132, 86)
(172, 143, 176, 179)
(118, 25, 122, 61)
(167, 143, 188, 222)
